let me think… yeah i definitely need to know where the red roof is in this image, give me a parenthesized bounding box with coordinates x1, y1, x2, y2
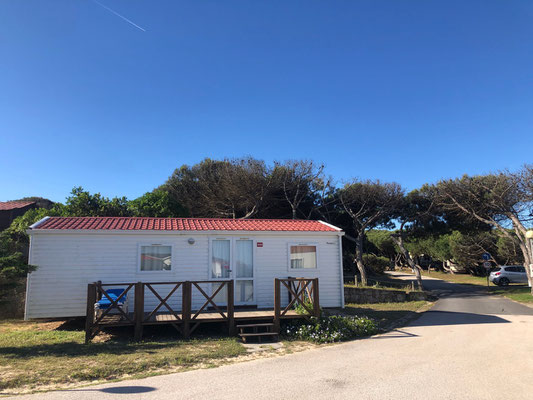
(33, 217, 340, 232)
(0, 201, 35, 211)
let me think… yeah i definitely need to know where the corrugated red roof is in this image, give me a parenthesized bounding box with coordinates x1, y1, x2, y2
(33, 217, 340, 232)
(0, 201, 35, 211)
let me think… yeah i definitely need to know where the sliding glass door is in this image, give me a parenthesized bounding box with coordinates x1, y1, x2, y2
(210, 238, 255, 305)
(234, 239, 254, 304)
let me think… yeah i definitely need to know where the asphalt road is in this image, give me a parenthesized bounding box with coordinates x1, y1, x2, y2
(6, 275, 533, 400)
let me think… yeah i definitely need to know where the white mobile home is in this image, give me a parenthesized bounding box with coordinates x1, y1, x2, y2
(25, 217, 345, 319)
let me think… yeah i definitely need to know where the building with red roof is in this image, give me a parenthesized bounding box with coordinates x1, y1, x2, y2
(25, 216, 345, 320)
(0, 201, 37, 230)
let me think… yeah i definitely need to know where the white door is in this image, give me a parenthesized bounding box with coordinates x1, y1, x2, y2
(210, 238, 255, 305)
(234, 239, 254, 304)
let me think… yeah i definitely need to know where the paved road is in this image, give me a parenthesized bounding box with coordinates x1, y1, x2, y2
(7, 275, 533, 400)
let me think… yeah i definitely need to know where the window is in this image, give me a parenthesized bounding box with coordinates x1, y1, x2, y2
(140, 245, 172, 271)
(290, 245, 317, 269)
(211, 240, 231, 278)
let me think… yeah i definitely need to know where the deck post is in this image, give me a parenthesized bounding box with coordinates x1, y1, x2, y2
(274, 278, 281, 333)
(227, 280, 235, 335)
(134, 282, 144, 341)
(313, 278, 320, 317)
(96, 280, 102, 300)
(182, 281, 191, 339)
(85, 283, 96, 344)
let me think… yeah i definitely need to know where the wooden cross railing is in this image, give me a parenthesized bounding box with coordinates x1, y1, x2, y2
(189, 280, 234, 336)
(273, 278, 320, 332)
(85, 280, 235, 343)
(85, 282, 135, 343)
(86, 278, 318, 343)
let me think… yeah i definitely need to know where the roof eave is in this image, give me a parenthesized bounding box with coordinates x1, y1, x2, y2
(29, 228, 342, 236)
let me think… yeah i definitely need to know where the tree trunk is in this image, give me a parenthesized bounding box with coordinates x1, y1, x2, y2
(518, 238, 533, 292)
(355, 234, 367, 286)
(394, 253, 402, 270)
(391, 235, 423, 290)
(510, 219, 533, 293)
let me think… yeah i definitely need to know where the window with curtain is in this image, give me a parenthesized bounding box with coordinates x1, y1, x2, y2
(211, 240, 231, 278)
(140, 245, 172, 271)
(235, 240, 253, 278)
(290, 245, 317, 269)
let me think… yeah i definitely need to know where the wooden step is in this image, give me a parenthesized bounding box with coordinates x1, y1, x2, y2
(236, 323, 275, 329)
(237, 330, 279, 343)
(238, 332, 278, 337)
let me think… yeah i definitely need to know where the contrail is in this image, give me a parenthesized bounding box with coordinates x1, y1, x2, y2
(91, 0, 146, 32)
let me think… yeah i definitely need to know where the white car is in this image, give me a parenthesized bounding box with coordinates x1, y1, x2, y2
(489, 266, 528, 286)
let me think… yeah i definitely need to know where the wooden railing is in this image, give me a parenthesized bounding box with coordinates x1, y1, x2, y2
(85, 277, 320, 343)
(85, 280, 234, 343)
(273, 278, 320, 332)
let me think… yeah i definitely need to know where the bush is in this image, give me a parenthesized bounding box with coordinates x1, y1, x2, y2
(283, 315, 378, 343)
(294, 300, 316, 316)
(363, 254, 390, 273)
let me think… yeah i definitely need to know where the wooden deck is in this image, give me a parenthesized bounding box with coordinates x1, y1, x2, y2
(85, 278, 319, 343)
(98, 309, 302, 326)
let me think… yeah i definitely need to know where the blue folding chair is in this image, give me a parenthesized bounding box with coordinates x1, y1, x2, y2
(95, 288, 129, 318)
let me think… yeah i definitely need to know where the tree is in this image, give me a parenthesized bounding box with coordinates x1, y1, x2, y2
(366, 230, 399, 266)
(496, 232, 524, 266)
(390, 187, 447, 289)
(434, 167, 533, 291)
(129, 189, 188, 217)
(272, 160, 329, 219)
(338, 180, 404, 285)
(0, 236, 35, 280)
(12, 196, 55, 210)
(2, 208, 62, 253)
(164, 158, 272, 219)
(0, 207, 63, 282)
(62, 187, 131, 217)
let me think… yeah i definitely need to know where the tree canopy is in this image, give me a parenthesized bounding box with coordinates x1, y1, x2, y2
(2, 159, 532, 291)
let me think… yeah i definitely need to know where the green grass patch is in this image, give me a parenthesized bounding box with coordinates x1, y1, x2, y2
(421, 271, 488, 286)
(0, 319, 246, 393)
(342, 301, 430, 328)
(421, 271, 533, 305)
(344, 283, 420, 292)
(345, 273, 424, 292)
(489, 286, 533, 304)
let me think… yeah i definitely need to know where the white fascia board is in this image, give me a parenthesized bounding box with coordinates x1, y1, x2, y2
(27, 216, 50, 235)
(318, 220, 344, 234)
(28, 229, 342, 237)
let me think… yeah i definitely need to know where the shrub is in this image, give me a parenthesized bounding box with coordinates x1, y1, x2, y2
(293, 300, 317, 316)
(283, 315, 378, 343)
(363, 254, 390, 274)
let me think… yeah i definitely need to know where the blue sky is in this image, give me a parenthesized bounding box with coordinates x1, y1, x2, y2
(1, 0, 532, 203)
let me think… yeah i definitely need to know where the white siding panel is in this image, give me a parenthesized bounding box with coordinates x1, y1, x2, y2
(26, 232, 342, 319)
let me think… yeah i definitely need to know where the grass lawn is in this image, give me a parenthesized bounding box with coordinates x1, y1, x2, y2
(344, 283, 421, 292)
(420, 270, 533, 305)
(0, 301, 434, 393)
(489, 286, 533, 304)
(339, 301, 431, 329)
(345, 273, 423, 292)
(421, 270, 488, 286)
(0, 319, 247, 393)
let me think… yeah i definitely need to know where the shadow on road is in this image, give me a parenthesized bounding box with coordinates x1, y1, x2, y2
(67, 385, 157, 394)
(372, 329, 419, 339)
(409, 310, 510, 327)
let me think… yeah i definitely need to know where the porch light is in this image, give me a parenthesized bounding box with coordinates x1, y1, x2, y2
(188, 238, 195, 245)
